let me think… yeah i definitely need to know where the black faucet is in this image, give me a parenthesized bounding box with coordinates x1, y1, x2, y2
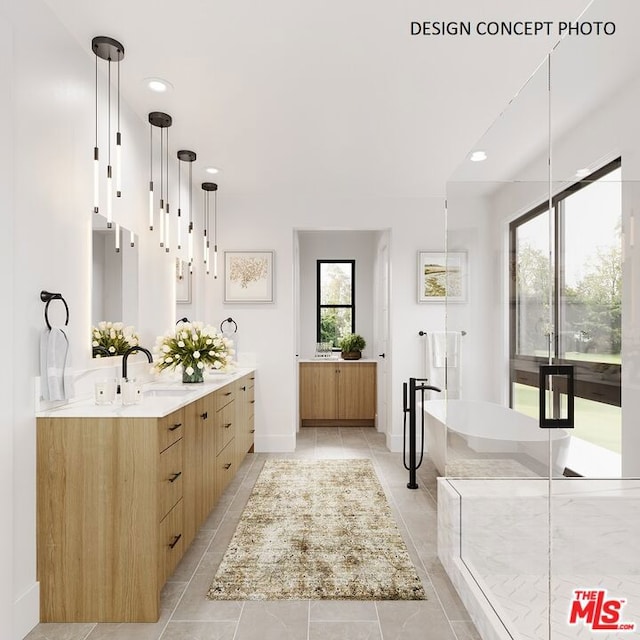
(92, 345, 111, 358)
(120, 346, 154, 390)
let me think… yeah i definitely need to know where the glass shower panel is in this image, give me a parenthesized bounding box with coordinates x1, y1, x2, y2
(441, 55, 554, 639)
(550, 0, 640, 636)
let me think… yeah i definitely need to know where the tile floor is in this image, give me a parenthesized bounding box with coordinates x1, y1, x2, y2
(26, 427, 481, 640)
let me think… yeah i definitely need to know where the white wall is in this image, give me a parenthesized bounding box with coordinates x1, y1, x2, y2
(5, 2, 176, 636)
(297, 230, 377, 359)
(1, 11, 16, 640)
(199, 193, 445, 453)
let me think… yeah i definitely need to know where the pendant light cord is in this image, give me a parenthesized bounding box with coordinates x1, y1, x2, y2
(107, 59, 111, 166)
(95, 54, 98, 148)
(160, 124, 164, 207)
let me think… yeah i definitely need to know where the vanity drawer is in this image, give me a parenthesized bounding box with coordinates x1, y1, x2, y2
(215, 385, 235, 411)
(159, 499, 183, 585)
(158, 408, 184, 453)
(216, 438, 236, 495)
(159, 439, 183, 519)
(215, 401, 235, 455)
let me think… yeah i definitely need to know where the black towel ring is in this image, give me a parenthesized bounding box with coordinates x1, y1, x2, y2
(40, 290, 69, 330)
(220, 317, 238, 333)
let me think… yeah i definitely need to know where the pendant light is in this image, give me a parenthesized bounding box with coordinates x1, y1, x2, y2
(148, 112, 172, 247)
(177, 150, 197, 264)
(91, 36, 125, 225)
(201, 182, 218, 276)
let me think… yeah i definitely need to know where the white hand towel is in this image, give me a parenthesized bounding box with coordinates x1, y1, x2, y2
(428, 332, 460, 368)
(40, 328, 73, 401)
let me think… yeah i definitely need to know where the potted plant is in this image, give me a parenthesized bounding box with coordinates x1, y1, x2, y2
(339, 333, 366, 360)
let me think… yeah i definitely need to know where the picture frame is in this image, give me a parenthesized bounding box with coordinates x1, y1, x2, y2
(224, 251, 275, 303)
(417, 251, 467, 303)
(175, 258, 192, 304)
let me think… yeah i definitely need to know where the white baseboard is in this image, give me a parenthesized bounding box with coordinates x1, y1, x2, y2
(254, 434, 296, 453)
(387, 433, 403, 453)
(14, 581, 39, 640)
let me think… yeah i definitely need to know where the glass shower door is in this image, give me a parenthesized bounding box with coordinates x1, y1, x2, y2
(441, 51, 555, 640)
(548, 1, 640, 637)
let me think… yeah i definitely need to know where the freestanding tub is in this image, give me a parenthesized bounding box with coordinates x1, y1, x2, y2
(422, 399, 570, 476)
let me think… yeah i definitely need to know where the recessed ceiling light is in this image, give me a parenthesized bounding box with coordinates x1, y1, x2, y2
(470, 150, 487, 162)
(205, 167, 219, 174)
(575, 168, 590, 178)
(144, 77, 173, 93)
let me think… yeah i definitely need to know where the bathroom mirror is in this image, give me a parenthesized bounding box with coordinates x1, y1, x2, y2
(92, 214, 139, 356)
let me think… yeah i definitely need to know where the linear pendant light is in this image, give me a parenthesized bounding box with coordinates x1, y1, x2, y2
(91, 36, 124, 224)
(148, 112, 172, 247)
(177, 150, 197, 263)
(201, 182, 217, 276)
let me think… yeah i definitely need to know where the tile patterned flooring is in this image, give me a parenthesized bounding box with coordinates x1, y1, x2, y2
(26, 427, 481, 640)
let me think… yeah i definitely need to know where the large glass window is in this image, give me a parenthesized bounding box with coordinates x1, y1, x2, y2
(510, 159, 621, 453)
(317, 260, 355, 348)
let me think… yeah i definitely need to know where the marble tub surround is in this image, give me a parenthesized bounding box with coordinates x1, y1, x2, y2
(35, 367, 255, 418)
(438, 478, 640, 640)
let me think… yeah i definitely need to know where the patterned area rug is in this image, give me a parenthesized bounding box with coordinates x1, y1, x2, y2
(207, 459, 426, 600)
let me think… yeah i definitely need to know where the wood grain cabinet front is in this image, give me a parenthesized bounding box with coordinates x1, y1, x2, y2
(36, 371, 256, 624)
(299, 361, 376, 427)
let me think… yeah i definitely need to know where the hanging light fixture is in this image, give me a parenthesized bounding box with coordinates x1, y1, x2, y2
(91, 36, 125, 225)
(177, 150, 197, 264)
(201, 182, 218, 276)
(148, 112, 172, 247)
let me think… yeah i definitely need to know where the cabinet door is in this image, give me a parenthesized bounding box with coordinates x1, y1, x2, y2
(337, 363, 376, 421)
(299, 363, 337, 419)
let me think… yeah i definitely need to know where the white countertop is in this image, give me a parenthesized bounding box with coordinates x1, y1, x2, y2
(36, 367, 256, 419)
(298, 358, 377, 363)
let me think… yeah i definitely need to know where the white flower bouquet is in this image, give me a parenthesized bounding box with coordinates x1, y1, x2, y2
(153, 321, 235, 382)
(92, 321, 139, 356)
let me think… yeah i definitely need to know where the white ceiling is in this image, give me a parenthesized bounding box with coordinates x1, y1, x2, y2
(43, 0, 593, 198)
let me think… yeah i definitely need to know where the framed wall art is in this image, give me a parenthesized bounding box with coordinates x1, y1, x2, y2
(417, 251, 467, 303)
(224, 251, 275, 303)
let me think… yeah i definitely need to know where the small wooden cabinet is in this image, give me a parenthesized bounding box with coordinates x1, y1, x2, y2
(36, 370, 256, 623)
(299, 361, 376, 426)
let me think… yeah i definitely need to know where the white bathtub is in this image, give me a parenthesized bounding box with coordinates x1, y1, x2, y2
(422, 399, 570, 476)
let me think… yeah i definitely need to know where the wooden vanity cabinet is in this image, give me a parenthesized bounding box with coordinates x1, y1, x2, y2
(36, 372, 256, 623)
(37, 408, 185, 623)
(299, 361, 376, 426)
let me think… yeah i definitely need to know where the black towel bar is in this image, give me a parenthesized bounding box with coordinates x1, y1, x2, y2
(40, 290, 69, 330)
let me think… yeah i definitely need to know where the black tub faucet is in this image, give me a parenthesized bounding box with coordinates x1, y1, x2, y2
(121, 346, 154, 384)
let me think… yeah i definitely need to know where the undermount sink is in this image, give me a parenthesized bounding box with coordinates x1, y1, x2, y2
(143, 388, 193, 398)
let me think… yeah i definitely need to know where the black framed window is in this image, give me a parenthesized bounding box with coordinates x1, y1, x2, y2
(509, 158, 622, 452)
(317, 260, 355, 348)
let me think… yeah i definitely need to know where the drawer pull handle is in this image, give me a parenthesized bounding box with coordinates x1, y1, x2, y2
(250, 429, 255, 434)
(250, 377, 255, 381)
(224, 462, 232, 470)
(168, 423, 182, 431)
(240, 385, 246, 391)
(250, 400, 255, 404)
(200, 411, 208, 419)
(169, 534, 182, 549)
(168, 471, 182, 483)
(223, 423, 232, 429)
(224, 392, 232, 396)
